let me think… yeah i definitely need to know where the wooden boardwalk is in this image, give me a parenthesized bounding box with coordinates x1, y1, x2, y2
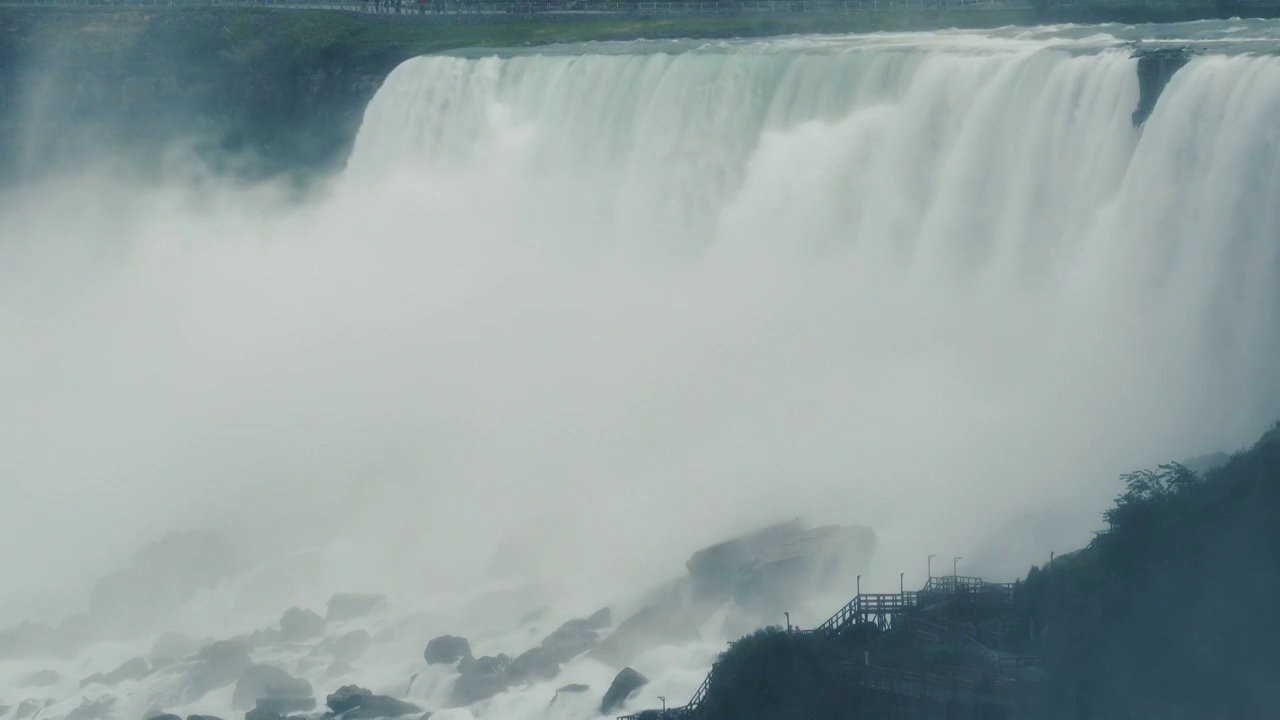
(618, 575, 1026, 720)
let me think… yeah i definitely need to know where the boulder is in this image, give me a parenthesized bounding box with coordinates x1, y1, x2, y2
(81, 657, 150, 687)
(330, 629, 372, 664)
(507, 647, 560, 684)
(16, 701, 44, 719)
(188, 714, 224, 720)
(423, 635, 470, 665)
(152, 632, 201, 668)
(584, 607, 611, 629)
(325, 594, 386, 621)
(90, 531, 243, 634)
(146, 714, 181, 720)
(67, 698, 115, 720)
(600, 668, 648, 714)
(183, 640, 254, 700)
(23, 669, 60, 686)
(279, 608, 326, 642)
(550, 684, 589, 706)
(232, 665, 314, 711)
(685, 520, 804, 599)
(730, 524, 875, 613)
(324, 685, 420, 719)
(254, 697, 316, 715)
(450, 655, 511, 706)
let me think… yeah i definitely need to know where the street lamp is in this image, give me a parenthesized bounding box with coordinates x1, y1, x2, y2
(900, 572, 904, 595)
(928, 554, 936, 579)
(785, 612, 791, 632)
(953, 556, 962, 577)
(658, 696, 666, 712)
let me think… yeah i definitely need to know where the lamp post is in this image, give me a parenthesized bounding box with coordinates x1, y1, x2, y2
(953, 557, 962, 577)
(857, 575, 861, 596)
(928, 554, 936, 580)
(785, 612, 791, 632)
(658, 696, 666, 712)
(900, 572, 904, 595)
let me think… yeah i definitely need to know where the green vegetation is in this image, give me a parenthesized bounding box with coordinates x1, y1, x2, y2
(695, 423, 1280, 718)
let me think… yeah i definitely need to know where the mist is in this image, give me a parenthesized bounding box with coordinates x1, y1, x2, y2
(2, 23, 1280, 720)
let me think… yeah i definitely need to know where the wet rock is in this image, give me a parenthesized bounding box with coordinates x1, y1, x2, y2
(325, 593, 386, 621)
(330, 629, 372, 663)
(81, 657, 150, 687)
(90, 531, 243, 635)
(279, 608, 326, 642)
(423, 635, 470, 665)
(187, 715, 224, 720)
(146, 714, 181, 720)
(233, 665, 314, 710)
(450, 655, 511, 706)
(600, 667, 648, 715)
(417, 714, 432, 720)
(183, 639, 254, 699)
(686, 520, 804, 599)
(23, 669, 60, 686)
(730, 524, 875, 614)
(507, 646, 560, 683)
(550, 683, 589, 706)
(67, 698, 115, 720)
(591, 598, 707, 668)
(15, 700, 44, 719)
(584, 607, 611, 629)
(254, 697, 317, 715)
(324, 685, 420, 719)
(152, 632, 201, 668)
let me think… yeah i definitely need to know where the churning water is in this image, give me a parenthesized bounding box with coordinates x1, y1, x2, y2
(2, 19, 1279, 720)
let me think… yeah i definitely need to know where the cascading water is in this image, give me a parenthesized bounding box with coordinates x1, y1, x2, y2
(2, 20, 1280, 720)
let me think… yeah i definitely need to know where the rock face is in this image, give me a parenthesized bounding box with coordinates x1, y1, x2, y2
(23, 669, 60, 686)
(600, 668, 648, 714)
(686, 520, 805, 600)
(450, 655, 511, 706)
(180, 640, 254, 701)
(423, 635, 471, 665)
(324, 685, 419, 719)
(232, 665, 314, 711)
(66, 698, 115, 720)
(594, 520, 875, 665)
(152, 632, 202, 668)
(325, 593, 386, 621)
(506, 611, 611, 684)
(81, 657, 150, 687)
(90, 531, 243, 636)
(146, 714, 181, 720)
(279, 608, 326, 642)
(15, 700, 44, 719)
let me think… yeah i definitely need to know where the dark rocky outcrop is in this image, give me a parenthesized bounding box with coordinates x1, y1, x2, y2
(180, 639, 254, 701)
(15, 700, 44, 719)
(146, 714, 181, 720)
(152, 632, 202, 668)
(423, 635, 471, 665)
(81, 657, 150, 687)
(324, 685, 420, 719)
(187, 714, 224, 720)
(507, 610, 611, 684)
(326, 593, 386, 621)
(232, 665, 314, 711)
(67, 698, 115, 720)
(279, 607, 326, 642)
(730, 524, 876, 614)
(22, 669, 60, 686)
(686, 520, 805, 600)
(1132, 46, 1192, 126)
(450, 655, 511, 706)
(600, 668, 648, 715)
(550, 684, 589, 706)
